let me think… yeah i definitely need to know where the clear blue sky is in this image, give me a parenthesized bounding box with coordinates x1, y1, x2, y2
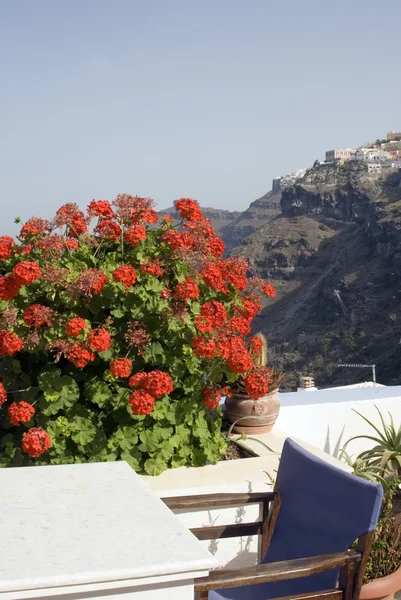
(1, 0, 400, 233)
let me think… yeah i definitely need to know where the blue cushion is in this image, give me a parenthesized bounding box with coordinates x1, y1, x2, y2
(210, 438, 383, 600)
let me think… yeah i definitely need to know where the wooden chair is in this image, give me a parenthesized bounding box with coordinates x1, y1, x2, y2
(163, 438, 383, 600)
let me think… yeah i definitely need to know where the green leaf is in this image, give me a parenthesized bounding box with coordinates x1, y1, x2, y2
(110, 426, 138, 451)
(85, 380, 113, 408)
(71, 417, 96, 446)
(121, 449, 142, 471)
(144, 456, 168, 476)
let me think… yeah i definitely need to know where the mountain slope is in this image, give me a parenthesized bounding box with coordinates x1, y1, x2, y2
(233, 162, 401, 390)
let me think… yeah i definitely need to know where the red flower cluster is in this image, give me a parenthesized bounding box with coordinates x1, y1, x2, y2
(88, 328, 112, 352)
(23, 304, 53, 328)
(175, 198, 203, 222)
(226, 338, 253, 374)
(70, 269, 108, 297)
(229, 317, 251, 336)
(129, 389, 155, 415)
(129, 370, 174, 398)
(0, 331, 24, 356)
(8, 401, 35, 426)
(140, 260, 164, 276)
(249, 335, 263, 355)
(0, 382, 7, 406)
(66, 239, 79, 250)
(0, 236, 14, 260)
(261, 282, 276, 297)
(0, 275, 21, 301)
(129, 372, 147, 388)
(110, 358, 132, 378)
(19, 218, 51, 239)
(125, 224, 147, 247)
(67, 343, 95, 368)
(65, 317, 87, 337)
(21, 427, 51, 457)
(175, 277, 199, 300)
(244, 372, 269, 399)
(162, 229, 195, 252)
(113, 265, 137, 288)
(88, 200, 114, 218)
(191, 336, 217, 358)
(219, 258, 248, 292)
(13, 261, 41, 286)
(55, 203, 88, 238)
(199, 301, 227, 329)
(201, 264, 228, 293)
(236, 297, 261, 320)
(94, 219, 122, 241)
(141, 208, 158, 224)
(202, 386, 230, 410)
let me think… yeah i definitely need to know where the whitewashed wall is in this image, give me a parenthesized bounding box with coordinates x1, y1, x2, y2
(276, 385, 401, 458)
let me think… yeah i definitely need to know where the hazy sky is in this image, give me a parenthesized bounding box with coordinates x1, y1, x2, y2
(1, 0, 400, 233)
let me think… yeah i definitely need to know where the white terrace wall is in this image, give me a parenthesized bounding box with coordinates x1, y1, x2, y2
(276, 384, 401, 458)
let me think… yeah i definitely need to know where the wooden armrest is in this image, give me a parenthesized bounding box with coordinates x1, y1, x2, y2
(195, 550, 361, 592)
(162, 491, 275, 510)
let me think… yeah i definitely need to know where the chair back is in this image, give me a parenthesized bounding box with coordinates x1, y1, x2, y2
(261, 438, 383, 597)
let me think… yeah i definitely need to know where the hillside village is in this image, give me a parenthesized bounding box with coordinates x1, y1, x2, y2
(325, 130, 401, 174)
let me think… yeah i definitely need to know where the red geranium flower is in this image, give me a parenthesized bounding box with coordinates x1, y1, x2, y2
(129, 390, 155, 415)
(66, 239, 79, 250)
(0, 382, 7, 406)
(191, 336, 217, 358)
(244, 372, 269, 399)
(0, 236, 14, 261)
(20, 218, 51, 238)
(113, 265, 137, 288)
(175, 198, 203, 222)
(200, 300, 227, 328)
(261, 282, 276, 297)
(0, 331, 24, 356)
(175, 277, 199, 301)
(202, 386, 228, 410)
(141, 208, 158, 224)
(67, 343, 95, 368)
(229, 317, 251, 336)
(140, 260, 164, 276)
(94, 219, 122, 241)
(88, 328, 112, 352)
(140, 370, 174, 398)
(209, 237, 225, 258)
(0, 275, 21, 301)
(129, 372, 147, 388)
(201, 264, 228, 293)
(21, 427, 51, 457)
(65, 317, 87, 337)
(110, 358, 132, 378)
(8, 401, 35, 426)
(13, 261, 41, 286)
(125, 224, 147, 247)
(88, 200, 114, 218)
(23, 304, 53, 328)
(249, 335, 263, 355)
(161, 230, 195, 252)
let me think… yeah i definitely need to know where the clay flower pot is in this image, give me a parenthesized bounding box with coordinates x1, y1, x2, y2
(360, 565, 401, 600)
(225, 388, 280, 434)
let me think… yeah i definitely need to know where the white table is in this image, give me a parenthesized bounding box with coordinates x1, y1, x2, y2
(0, 462, 217, 599)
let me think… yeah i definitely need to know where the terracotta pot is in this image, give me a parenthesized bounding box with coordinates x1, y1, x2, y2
(360, 565, 401, 600)
(225, 388, 280, 434)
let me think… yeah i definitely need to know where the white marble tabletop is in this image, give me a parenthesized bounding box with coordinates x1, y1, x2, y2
(0, 461, 217, 594)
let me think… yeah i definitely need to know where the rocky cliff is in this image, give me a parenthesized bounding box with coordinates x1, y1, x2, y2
(232, 162, 401, 390)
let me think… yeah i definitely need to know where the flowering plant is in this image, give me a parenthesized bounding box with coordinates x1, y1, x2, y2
(0, 196, 275, 474)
